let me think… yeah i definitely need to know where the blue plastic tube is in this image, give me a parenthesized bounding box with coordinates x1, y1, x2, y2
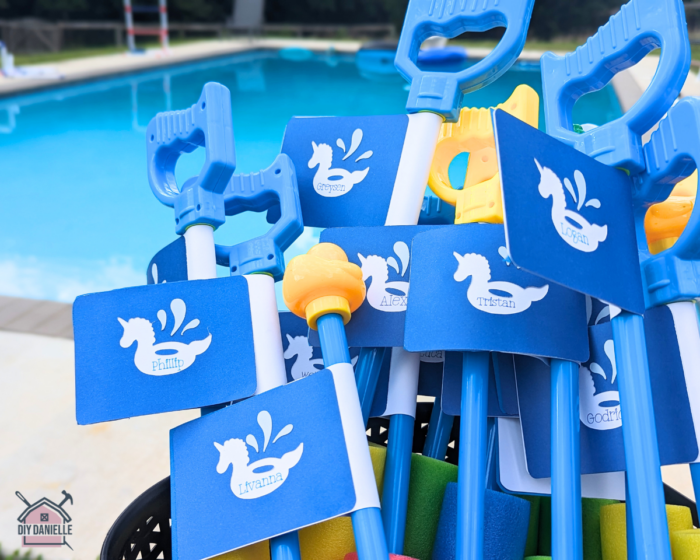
(355, 346, 387, 426)
(423, 395, 454, 460)
(270, 532, 302, 560)
(382, 413, 414, 553)
(691, 464, 700, 511)
(612, 311, 671, 560)
(550, 359, 582, 560)
(625, 473, 636, 560)
(317, 313, 390, 560)
(456, 351, 490, 560)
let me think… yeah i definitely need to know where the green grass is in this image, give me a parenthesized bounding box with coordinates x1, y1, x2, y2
(13, 38, 201, 66)
(0, 544, 43, 560)
(13, 36, 699, 67)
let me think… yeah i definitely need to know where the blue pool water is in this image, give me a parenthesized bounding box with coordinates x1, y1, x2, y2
(0, 49, 622, 302)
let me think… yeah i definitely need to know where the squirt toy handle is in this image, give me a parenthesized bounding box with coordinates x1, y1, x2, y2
(395, 0, 535, 121)
(541, 0, 690, 175)
(146, 82, 236, 235)
(215, 153, 303, 282)
(635, 97, 700, 308)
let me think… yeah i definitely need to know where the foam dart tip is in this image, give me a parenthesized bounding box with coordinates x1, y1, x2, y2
(671, 529, 700, 559)
(644, 170, 697, 255)
(600, 503, 693, 560)
(283, 243, 366, 329)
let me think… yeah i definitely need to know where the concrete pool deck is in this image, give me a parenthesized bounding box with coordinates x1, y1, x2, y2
(1, 36, 694, 105)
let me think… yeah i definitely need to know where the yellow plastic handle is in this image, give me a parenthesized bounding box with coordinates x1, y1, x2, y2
(644, 171, 697, 255)
(283, 243, 366, 330)
(428, 84, 539, 224)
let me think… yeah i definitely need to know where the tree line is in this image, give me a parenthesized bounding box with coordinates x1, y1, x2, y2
(0, 0, 688, 40)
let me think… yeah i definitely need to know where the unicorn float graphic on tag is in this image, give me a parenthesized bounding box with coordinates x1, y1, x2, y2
(535, 160, 608, 252)
(215, 411, 304, 500)
(359, 241, 410, 312)
(283, 334, 324, 380)
(118, 298, 212, 376)
(308, 128, 372, 197)
(283, 334, 358, 380)
(453, 249, 549, 315)
(580, 339, 621, 431)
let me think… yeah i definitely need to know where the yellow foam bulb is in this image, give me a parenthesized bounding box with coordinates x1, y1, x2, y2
(283, 243, 366, 329)
(428, 84, 540, 225)
(644, 170, 697, 255)
(600, 503, 692, 559)
(672, 529, 700, 559)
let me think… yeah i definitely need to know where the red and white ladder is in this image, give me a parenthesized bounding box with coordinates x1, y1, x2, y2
(123, 0, 169, 53)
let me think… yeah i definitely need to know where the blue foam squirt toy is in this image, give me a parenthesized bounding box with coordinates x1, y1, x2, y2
(146, 82, 307, 560)
(635, 98, 700, 307)
(633, 98, 700, 515)
(541, 0, 690, 175)
(216, 153, 303, 282)
(395, 0, 535, 121)
(539, 1, 691, 558)
(147, 82, 236, 235)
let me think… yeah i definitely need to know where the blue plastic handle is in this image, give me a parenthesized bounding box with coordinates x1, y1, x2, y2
(541, 0, 690, 174)
(634, 97, 700, 307)
(146, 82, 236, 235)
(395, 0, 534, 121)
(215, 153, 303, 281)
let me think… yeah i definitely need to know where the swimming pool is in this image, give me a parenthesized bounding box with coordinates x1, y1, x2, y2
(0, 48, 622, 302)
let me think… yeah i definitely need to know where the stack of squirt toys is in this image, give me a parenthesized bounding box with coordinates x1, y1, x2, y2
(68, 0, 700, 559)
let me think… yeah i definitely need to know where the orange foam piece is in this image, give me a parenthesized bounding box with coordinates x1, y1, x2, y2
(283, 243, 366, 329)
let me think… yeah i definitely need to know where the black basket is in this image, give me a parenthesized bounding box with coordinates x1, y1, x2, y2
(100, 401, 698, 560)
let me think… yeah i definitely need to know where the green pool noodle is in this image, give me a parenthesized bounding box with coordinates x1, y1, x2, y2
(581, 498, 618, 560)
(402, 454, 458, 560)
(516, 495, 541, 556)
(525, 557, 551, 560)
(538, 496, 551, 556)
(538, 497, 618, 558)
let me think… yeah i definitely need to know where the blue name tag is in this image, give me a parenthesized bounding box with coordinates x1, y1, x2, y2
(74, 277, 257, 424)
(440, 352, 511, 417)
(517, 305, 697, 477)
(405, 224, 589, 362)
(279, 311, 360, 382)
(147, 237, 188, 284)
(309, 226, 441, 348)
(170, 365, 376, 559)
(493, 352, 519, 417)
(494, 109, 644, 314)
(281, 115, 409, 227)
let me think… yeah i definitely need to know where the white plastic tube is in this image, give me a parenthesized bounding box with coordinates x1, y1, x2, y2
(384, 111, 444, 418)
(244, 274, 288, 394)
(184, 225, 217, 280)
(384, 347, 421, 417)
(385, 111, 444, 227)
